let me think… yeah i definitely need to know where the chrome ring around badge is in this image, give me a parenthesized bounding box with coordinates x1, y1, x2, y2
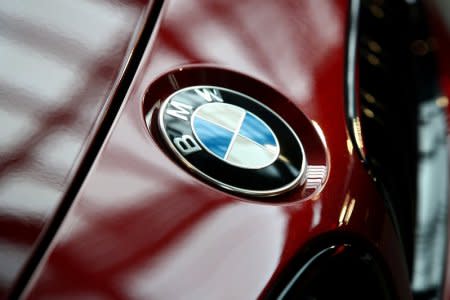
(158, 85, 306, 197)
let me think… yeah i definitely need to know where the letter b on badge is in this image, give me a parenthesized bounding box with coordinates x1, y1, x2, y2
(173, 135, 201, 155)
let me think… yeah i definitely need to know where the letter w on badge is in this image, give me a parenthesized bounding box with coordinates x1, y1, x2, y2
(195, 88, 223, 103)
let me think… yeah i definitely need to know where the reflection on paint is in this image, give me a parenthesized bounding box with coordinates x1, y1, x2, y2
(338, 193, 356, 226)
(123, 205, 286, 299)
(0, 0, 147, 295)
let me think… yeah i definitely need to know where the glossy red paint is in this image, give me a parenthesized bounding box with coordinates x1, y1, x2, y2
(0, 0, 154, 297)
(22, 0, 411, 299)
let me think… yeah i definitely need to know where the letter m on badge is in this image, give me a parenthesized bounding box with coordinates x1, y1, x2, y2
(166, 101, 192, 121)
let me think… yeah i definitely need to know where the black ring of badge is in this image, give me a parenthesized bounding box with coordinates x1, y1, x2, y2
(159, 86, 306, 197)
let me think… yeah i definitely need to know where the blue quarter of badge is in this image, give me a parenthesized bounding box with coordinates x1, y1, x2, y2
(193, 117, 233, 158)
(238, 113, 277, 146)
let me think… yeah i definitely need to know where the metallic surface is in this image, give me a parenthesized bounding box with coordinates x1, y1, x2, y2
(144, 67, 329, 203)
(156, 84, 307, 197)
(0, 0, 155, 297)
(19, 0, 412, 299)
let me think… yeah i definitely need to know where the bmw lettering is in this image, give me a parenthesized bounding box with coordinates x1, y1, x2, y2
(158, 86, 306, 197)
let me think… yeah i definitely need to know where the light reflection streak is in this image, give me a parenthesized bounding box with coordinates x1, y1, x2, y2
(0, 35, 78, 104)
(311, 120, 328, 149)
(352, 117, 364, 152)
(346, 138, 354, 155)
(339, 193, 356, 226)
(0, 239, 29, 288)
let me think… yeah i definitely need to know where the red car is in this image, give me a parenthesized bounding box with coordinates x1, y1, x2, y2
(1, 0, 449, 299)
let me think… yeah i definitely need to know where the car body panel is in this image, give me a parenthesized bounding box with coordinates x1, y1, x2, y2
(20, 1, 412, 299)
(0, 0, 156, 297)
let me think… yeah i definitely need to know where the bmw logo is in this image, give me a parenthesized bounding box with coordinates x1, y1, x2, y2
(158, 86, 306, 197)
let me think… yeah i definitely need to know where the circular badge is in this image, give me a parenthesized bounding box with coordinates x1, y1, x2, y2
(158, 86, 306, 197)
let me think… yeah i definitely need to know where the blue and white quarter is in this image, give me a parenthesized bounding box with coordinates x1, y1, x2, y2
(191, 102, 280, 169)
